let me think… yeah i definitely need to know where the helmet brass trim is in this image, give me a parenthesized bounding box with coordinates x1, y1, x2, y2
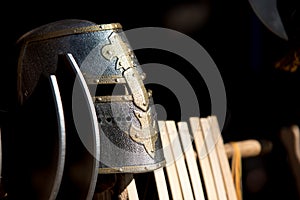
(17, 23, 122, 104)
(17, 23, 122, 44)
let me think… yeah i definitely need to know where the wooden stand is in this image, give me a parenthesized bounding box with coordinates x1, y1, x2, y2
(125, 116, 272, 200)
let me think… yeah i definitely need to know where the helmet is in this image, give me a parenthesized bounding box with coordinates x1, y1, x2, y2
(16, 19, 165, 174)
(249, 0, 299, 43)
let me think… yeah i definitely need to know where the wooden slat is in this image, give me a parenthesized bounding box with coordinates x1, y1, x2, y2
(125, 116, 264, 200)
(127, 179, 139, 200)
(189, 117, 218, 200)
(158, 121, 183, 199)
(177, 122, 206, 200)
(154, 168, 170, 200)
(166, 121, 194, 200)
(208, 116, 238, 200)
(200, 118, 228, 200)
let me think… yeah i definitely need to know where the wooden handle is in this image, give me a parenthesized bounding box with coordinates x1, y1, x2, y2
(224, 139, 272, 159)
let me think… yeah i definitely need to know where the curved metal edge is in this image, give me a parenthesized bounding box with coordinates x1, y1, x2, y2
(49, 75, 66, 200)
(18, 23, 122, 44)
(66, 53, 100, 200)
(248, 0, 288, 40)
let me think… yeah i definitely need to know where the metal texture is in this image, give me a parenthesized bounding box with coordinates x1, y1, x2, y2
(96, 99, 165, 173)
(249, 0, 288, 40)
(54, 54, 100, 200)
(48, 75, 66, 200)
(16, 19, 165, 175)
(17, 20, 143, 104)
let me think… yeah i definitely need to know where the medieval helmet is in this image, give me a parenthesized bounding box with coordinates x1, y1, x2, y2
(249, 0, 300, 43)
(16, 19, 165, 174)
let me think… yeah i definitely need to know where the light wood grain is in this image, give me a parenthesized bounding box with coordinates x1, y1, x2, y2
(190, 117, 218, 200)
(158, 121, 183, 199)
(224, 140, 262, 158)
(200, 117, 228, 200)
(177, 122, 206, 200)
(127, 116, 268, 200)
(166, 121, 194, 200)
(154, 168, 170, 200)
(209, 116, 238, 200)
(127, 179, 139, 200)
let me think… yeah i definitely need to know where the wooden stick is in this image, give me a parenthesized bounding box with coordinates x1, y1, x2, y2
(166, 121, 194, 200)
(154, 168, 170, 200)
(190, 117, 219, 200)
(177, 121, 206, 200)
(127, 179, 139, 200)
(158, 121, 183, 199)
(208, 116, 238, 200)
(200, 117, 228, 200)
(224, 140, 262, 159)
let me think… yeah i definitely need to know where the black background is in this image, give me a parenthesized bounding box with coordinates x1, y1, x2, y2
(0, 0, 300, 199)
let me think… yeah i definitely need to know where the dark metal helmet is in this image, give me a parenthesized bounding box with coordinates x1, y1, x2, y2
(16, 19, 165, 174)
(249, 0, 300, 43)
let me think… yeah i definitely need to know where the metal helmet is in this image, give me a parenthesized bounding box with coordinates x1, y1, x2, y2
(249, 0, 300, 43)
(16, 19, 165, 175)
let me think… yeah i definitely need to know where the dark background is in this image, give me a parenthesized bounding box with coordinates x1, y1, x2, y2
(0, 0, 300, 199)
